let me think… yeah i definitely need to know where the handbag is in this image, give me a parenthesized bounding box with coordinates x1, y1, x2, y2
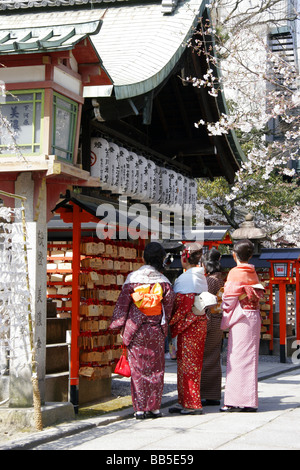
(192, 291, 218, 316)
(115, 347, 131, 377)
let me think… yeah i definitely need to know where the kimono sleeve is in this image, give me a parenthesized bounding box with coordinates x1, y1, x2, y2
(109, 283, 133, 331)
(221, 294, 243, 330)
(162, 282, 176, 323)
(169, 293, 197, 337)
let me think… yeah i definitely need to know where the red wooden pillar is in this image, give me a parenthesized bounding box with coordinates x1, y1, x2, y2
(296, 261, 300, 342)
(279, 282, 287, 363)
(269, 282, 274, 354)
(70, 203, 81, 413)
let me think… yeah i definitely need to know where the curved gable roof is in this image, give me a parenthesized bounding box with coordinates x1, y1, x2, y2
(0, 0, 180, 14)
(0, 0, 206, 100)
(0, 0, 245, 180)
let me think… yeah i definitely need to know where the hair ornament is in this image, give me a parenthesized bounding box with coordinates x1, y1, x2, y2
(182, 246, 191, 260)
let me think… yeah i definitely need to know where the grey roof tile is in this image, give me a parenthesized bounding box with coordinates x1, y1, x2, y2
(0, 0, 205, 99)
(0, 21, 101, 53)
(0, 0, 179, 14)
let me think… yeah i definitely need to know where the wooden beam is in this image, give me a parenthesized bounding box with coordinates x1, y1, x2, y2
(155, 139, 215, 156)
(91, 121, 191, 174)
(171, 76, 193, 139)
(153, 97, 169, 138)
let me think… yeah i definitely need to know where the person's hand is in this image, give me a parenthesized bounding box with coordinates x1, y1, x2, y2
(192, 306, 204, 316)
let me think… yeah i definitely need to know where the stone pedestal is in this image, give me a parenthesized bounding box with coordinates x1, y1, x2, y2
(9, 173, 47, 407)
(0, 402, 75, 429)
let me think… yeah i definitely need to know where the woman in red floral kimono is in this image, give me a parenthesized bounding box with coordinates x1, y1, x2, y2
(109, 242, 175, 419)
(169, 243, 208, 415)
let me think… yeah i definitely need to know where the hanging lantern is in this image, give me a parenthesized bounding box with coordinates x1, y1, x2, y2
(176, 173, 184, 209)
(189, 178, 197, 212)
(107, 142, 120, 192)
(145, 159, 156, 202)
(128, 151, 139, 197)
(118, 146, 130, 194)
(153, 165, 162, 204)
(168, 169, 177, 207)
(183, 176, 190, 206)
(137, 155, 148, 200)
(90, 137, 110, 190)
(161, 168, 172, 206)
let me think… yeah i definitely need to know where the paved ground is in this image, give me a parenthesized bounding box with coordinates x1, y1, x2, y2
(0, 356, 300, 451)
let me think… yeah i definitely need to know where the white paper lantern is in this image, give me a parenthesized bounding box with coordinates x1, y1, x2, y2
(183, 176, 190, 206)
(168, 169, 177, 207)
(90, 137, 110, 189)
(144, 159, 156, 202)
(176, 173, 184, 209)
(118, 146, 130, 194)
(107, 142, 120, 192)
(136, 155, 148, 200)
(161, 167, 170, 206)
(153, 165, 162, 204)
(189, 178, 197, 212)
(128, 151, 139, 197)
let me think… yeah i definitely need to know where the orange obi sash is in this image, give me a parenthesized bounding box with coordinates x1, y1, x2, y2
(131, 283, 163, 316)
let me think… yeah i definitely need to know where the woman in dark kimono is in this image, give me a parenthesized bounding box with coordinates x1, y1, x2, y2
(200, 248, 225, 406)
(109, 242, 175, 419)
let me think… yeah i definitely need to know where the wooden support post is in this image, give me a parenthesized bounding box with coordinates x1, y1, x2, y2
(296, 261, 300, 343)
(279, 282, 287, 363)
(70, 203, 81, 413)
(269, 282, 274, 354)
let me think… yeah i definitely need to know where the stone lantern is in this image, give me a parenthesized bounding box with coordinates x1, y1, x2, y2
(232, 213, 266, 254)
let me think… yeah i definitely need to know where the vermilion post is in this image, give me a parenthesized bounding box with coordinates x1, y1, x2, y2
(296, 260, 300, 343)
(70, 203, 81, 413)
(269, 282, 273, 354)
(279, 282, 287, 363)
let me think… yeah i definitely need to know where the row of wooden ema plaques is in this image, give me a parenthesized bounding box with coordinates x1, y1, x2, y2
(47, 239, 144, 381)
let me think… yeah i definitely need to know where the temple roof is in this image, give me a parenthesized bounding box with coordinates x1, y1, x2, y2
(260, 248, 300, 260)
(0, 0, 180, 14)
(0, 0, 205, 100)
(0, 0, 244, 180)
(0, 21, 101, 54)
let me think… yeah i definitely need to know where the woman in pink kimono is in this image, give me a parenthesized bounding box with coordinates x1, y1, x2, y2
(109, 242, 175, 419)
(221, 239, 265, 412)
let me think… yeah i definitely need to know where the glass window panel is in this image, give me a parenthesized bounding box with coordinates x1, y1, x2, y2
(56, 96, 72, 111)
(34, 101, 41, 145)
(55, 149, 68, 160)
(52, 92, 78, 162)
(55, 107, 71, 150)
(8, 93, 34, 102)
(17, 146, 31, 153)
(0, 90, 43, 154)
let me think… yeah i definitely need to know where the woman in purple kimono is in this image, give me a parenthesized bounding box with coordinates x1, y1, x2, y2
(109, 242, 175, 419)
